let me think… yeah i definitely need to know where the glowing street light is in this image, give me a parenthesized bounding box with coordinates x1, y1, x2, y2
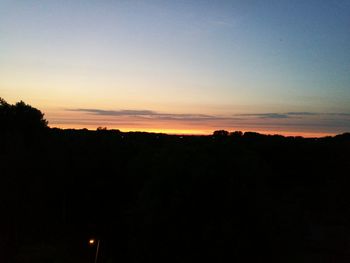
(89, 238, 100, 263)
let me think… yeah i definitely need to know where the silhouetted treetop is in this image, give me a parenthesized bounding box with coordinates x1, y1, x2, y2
(0, 97, 48, 132)
(213, 130, 229, 137)
(229, 131, 243, 137)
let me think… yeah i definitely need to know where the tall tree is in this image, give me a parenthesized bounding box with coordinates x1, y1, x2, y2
(0, 98, 48, 132)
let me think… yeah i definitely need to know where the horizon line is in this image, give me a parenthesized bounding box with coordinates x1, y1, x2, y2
(48, 124, 343, 138)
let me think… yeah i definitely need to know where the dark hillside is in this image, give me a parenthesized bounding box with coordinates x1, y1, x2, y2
(1, 99, 350, 262)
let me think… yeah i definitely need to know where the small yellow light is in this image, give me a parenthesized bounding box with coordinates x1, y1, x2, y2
(89, 239, 95, 245)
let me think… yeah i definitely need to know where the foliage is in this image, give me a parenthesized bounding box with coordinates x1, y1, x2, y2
(213, 129, 229, 137)
(0, 98, 48, 132)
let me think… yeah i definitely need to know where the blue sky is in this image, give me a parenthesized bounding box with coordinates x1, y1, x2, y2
(1, 0, 349, 135)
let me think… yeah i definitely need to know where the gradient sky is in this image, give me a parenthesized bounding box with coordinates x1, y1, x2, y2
(1, 0, 350, 136)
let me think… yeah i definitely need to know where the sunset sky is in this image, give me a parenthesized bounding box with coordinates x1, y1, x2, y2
(1, 0, 350, 136)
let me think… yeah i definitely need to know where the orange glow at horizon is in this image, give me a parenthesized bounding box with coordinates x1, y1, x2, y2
(49, 122, 337, 138)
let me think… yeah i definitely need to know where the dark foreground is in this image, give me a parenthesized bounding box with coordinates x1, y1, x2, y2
(1, 125, 350, 263)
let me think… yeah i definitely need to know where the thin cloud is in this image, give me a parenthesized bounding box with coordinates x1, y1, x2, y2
(67, 108, 231, 122)
(286, 112, 350, 117)
(286, 112, 318, 116)
(235, 113, 289, 119)
(237, 112, 350, 119)
(68, 108, 350, 121)
(69, 109, 156, 116)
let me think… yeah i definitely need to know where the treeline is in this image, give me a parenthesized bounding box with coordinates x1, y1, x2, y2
(1, 99, 350, 262)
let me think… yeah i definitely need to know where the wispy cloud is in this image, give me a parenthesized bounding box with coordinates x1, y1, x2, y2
(237, 112, 350, 119)
(67, 108, 350, 122)
(67, 108, 233, 122)
(236, 113, 289, 119)
(286, 112, 318, 116)
(56, 108, 350, 135)
(70, 109, 156, 116)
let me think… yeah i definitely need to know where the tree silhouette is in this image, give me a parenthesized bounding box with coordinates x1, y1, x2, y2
(0, 97, 48, 132)
(213, 130, 229, 137)
(229, 131, 243, 138)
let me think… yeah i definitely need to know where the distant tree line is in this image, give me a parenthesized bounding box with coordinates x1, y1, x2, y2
(1, 98, 350, 263)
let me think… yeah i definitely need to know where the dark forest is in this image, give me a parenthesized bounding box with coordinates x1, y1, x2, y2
(1, 99, 350, 262)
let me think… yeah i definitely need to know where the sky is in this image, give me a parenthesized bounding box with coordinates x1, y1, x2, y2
(1, 0, 350, 136)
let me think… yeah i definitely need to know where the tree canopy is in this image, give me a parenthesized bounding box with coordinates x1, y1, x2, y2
(0, 98, 48, 132)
